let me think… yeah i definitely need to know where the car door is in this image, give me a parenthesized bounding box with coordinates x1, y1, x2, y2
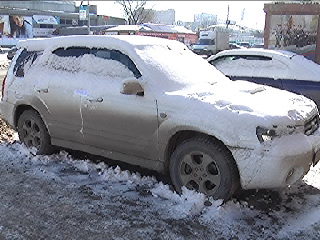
(31, 47, 92, 144)
(80, 49, 159, 161)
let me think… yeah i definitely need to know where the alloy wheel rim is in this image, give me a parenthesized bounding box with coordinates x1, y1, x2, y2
(178, 151, 221, 195)
(21, 119, 41, 149)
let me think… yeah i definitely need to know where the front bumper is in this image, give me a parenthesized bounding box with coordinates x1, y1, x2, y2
(229, 130, 320, 190)
(192, 49, 211, 55)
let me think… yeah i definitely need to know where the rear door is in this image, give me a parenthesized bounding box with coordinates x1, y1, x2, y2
(30, 47, 92, 144)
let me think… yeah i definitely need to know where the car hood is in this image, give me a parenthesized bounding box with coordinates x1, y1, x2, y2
(167, 79, 317, 127)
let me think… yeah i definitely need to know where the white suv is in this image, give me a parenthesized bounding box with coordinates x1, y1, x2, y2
(1, 35, 320, 200)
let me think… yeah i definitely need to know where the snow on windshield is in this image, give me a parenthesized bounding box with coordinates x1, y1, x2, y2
(135, 43, 227, 91)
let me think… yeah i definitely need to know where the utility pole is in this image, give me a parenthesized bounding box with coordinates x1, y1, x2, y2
(226, 5, 230, 29)
(87, 0, 90, 35)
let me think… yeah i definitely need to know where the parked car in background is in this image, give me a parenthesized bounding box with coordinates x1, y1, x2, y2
(252, 43, 264, 48)
(7, 46, 17, 60)
(229, 43, 245, 49)
(1, 36, 320, 200)
(238, 42, 251, 48)
(207, 48, 320, 107)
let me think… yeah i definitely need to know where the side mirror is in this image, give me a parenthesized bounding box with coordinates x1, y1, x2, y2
(121, 79, 144, 96)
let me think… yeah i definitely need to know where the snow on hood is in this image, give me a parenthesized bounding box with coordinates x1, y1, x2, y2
(170, 79, 316, 124)
(164, 79, 317, 148)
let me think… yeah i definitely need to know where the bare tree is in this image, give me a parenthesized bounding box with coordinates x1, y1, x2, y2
(115, 0, 155, 25)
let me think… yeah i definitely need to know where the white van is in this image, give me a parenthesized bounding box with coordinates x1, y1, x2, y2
(192, 26, 230, 56)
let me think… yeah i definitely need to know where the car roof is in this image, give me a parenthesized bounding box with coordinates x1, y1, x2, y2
(17, 35, 185, 52)
(207, 48, 320, 82)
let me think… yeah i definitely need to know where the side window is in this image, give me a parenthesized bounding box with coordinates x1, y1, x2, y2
(91, 49, 142, 78)
(53, 47, 90, 57)
(50, 47, 90, 72)
(91, 48, 142, 79)
(244, 55, 272, 61)
(14, 49, 40, 77)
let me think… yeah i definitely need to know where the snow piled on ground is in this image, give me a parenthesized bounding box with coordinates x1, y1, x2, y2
(0, 141, 319, 239)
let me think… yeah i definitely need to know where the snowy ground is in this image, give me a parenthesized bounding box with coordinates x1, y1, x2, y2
(0, 139, 319, 239)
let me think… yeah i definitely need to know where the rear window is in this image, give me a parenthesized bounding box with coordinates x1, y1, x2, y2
(210, 55, 271, 66)
(14, 49, 41, 77)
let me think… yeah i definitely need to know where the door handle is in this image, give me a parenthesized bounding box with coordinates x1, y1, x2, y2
(86, 96, 103, 103)
(34, 87, 48, 93)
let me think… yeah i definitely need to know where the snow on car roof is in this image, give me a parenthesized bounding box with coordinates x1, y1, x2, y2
(17, 35, 184, 52)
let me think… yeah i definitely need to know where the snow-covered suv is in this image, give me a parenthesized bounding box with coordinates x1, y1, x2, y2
(1, 35, 320, 200)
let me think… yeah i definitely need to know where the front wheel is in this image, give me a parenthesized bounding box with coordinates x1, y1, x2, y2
(169, 137, 239, 200)
(17, 109, 53, 155)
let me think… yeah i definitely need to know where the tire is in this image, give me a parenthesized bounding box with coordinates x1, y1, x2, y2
(169, 137, 239, 200)
(17, 110, 53, 155)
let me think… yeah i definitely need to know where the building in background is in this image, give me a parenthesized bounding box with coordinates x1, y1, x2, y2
(103, 23, 197, 47)
(137, 8, 175, 25)
(152, 9, 175, 25)
(193, 13, 217, 31)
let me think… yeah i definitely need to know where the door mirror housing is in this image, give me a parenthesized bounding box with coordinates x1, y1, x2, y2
(121, 79, 144, 96)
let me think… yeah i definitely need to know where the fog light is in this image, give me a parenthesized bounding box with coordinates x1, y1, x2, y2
(256, 126, 276, 143)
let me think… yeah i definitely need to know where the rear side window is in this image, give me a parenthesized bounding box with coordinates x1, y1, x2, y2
(51, 47, 142, 79)
(14, 49, 40, 77)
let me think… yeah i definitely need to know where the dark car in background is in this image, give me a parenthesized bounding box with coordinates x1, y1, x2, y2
(229, 43, 245, 49)
(208, 48, 320, 107)
(238, 42, 251, 48)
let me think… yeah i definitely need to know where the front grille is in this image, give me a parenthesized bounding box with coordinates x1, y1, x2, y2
(305, 114, 319, 135)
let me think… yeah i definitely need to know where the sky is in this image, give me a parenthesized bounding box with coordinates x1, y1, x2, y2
(85, 1, 270, 30)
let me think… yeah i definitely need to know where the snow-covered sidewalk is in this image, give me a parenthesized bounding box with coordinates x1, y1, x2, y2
(0, 142, 319, 239)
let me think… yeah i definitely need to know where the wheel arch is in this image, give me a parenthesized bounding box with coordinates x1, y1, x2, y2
(164, 130, 237, 173)
(14, 105, 48, 131)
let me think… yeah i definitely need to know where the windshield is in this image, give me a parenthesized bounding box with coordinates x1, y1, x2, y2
(134, 42, 227, 92)
(195, 39, 214, 45)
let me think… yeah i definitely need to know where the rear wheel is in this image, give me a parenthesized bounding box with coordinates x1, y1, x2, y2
(169, 137, 239, 200)
(17, 110, 53, 155)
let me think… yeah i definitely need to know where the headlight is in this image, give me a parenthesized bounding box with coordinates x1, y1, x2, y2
(256, 126, 276, 143)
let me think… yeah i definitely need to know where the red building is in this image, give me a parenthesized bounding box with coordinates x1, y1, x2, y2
(105, 23, 197, 47)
